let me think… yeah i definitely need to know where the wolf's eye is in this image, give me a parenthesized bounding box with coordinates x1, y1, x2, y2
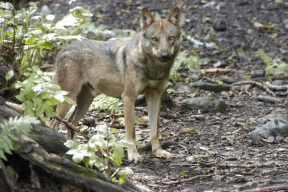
(151, 37, 158, 42)
(168, 36, 175, 41)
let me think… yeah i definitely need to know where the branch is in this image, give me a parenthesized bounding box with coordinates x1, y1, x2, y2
(256, 95, 284, 103)
(232, 80, 276, 96)
(265, 81, 288, 91)
(161, 174, 214, 185)
(54, 116, 91, 140)
(243, 185, 288, 192)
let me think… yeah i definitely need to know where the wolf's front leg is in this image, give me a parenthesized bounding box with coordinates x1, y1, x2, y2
(146, 91, 173, 159)
(122, 92, 142, 163)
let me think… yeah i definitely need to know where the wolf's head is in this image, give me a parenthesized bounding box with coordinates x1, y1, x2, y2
(141, 7, 182, 63)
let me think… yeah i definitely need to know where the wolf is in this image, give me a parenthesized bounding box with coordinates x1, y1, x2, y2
(50, 7, 182, 163)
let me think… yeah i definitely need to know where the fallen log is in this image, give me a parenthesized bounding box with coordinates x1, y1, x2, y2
(0, 101, 142, 192)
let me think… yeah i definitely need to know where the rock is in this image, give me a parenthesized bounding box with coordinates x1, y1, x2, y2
(283, 18, 288, 29)
(257, 113, 288, 124)
(193, 80, 231, 93)
(175, 82, 195, 92)
(251, 119, 288, 141)
(213, 18, 227, 31)
(271, 80, 288, 86)
(160, 112, 177, 119)
(40, 5, 51, 16)
(251, 69, 265, 79)
(213, 61, 227, 68)
(186, 156, 195, 163)
(181, 97, 228, 113)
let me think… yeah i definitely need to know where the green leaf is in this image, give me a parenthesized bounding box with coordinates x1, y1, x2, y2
(37, 41, 53, 50)
(26, 89, 36, 101)
(64, 96, 76, 105)
(121, 167, 134, 175)
(35, 103, 46, 117)
(15, 92, 26, 102)
(33, 98, 42, 108)
(0, 2, 14, 10)
(39, 91, 50, 99)
(45, 98, 61, 106)
(112, 146, 124, 166)
(179, 172, 186, 177)
(72, 153, 84, 163)
(24, 100, 33, 112)
(5, 70, 14, 81)
(44, 105, 55, 117)
(89, 137, 105, 149)
(24, 109, 35, 117)
(6, 31, 14, 37)
(24, 37, 36, 45)
(64, 140, 78, 149)
(0, 150, 7, 161)
(1, 139, 12, 154)
(193, 128, 201, 135)
(118, 173, 126, 185)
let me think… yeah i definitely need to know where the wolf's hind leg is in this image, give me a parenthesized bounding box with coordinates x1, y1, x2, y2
(50, 102, 73, 131)
(68, 83, 96, 125)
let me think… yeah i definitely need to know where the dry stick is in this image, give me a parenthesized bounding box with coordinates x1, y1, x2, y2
(231, 80, 276, 96)
(265, 81, 288, 91)
(243, 185, 288, 192)
(216, 162, 275, 168)
(201, 68, 233, 74)
(256, 95, 284, 103)
(54, 116, 90, 140)
(162, 174, 214, 185)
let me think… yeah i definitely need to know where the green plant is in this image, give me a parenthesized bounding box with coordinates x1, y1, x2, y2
(170, 50, 201, 81)
(0, 2, 92, 77)
(64, 124, 134, 184)
(256, 50, 288, 80)
(255, 50, 273, 66)
(89, 95, 122, 114)
(0, 116, 40, 162)
(14, 66, 75, 117)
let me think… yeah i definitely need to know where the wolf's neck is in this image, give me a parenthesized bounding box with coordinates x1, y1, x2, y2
(143, 57, 174, 80)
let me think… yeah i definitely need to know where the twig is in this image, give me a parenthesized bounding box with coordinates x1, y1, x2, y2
(162, 174, 214, 185)
(242, 185, 288, 192)
(111, 168, 120, 178)
(201, 68, 233, 74)
(257, 95, 284, 103)
(265, 81, 288, 91)
(54, 116, 90, 140)
(217, 162, 275, 168)
(232, 80, 276, 96)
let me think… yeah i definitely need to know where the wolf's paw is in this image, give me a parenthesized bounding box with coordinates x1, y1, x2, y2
(155, 148, 173, 159)
(127, 146, 142, 163)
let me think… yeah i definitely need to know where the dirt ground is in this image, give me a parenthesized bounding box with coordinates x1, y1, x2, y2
(6, 0, 288, 191)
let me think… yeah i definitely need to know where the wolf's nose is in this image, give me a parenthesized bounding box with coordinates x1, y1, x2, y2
(160, 52, 170, 61)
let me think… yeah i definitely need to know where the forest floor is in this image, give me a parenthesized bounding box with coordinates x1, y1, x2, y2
(5, 0, 288, 191)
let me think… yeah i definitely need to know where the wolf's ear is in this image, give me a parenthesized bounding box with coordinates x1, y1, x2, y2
(168, 7, 181, 28)
(141, 8, 155, 30)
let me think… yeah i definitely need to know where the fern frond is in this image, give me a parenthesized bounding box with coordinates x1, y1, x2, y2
(0, 116, 40, 161)
(170, 50, 201, 81)
(255, 50, 273, 66)
(90, 95, 122, 114)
